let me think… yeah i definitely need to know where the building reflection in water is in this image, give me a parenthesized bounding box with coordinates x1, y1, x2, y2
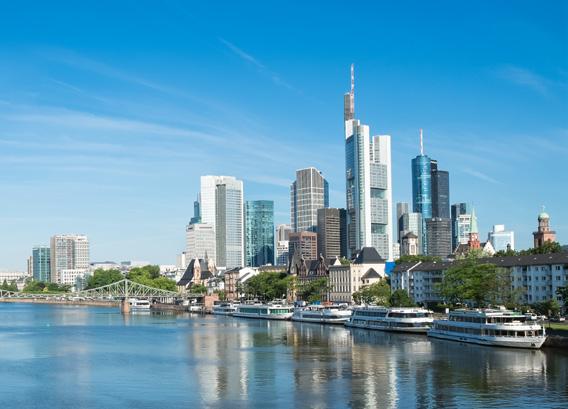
(183, 316, 566, 408)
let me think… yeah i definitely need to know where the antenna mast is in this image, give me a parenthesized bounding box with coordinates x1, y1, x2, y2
(420, 128, 424, 155)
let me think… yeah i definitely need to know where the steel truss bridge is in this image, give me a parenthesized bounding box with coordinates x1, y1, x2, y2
(0, 279, 204, 303)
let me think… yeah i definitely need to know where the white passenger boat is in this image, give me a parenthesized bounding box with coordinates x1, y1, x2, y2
(212, 302, 237, 316)
(428, 308, 547, 349)
(128, 298, 151, 310)
(233, 303, 294, 320)
(292, 304, 352, 324)
(345, 306, 434, 333)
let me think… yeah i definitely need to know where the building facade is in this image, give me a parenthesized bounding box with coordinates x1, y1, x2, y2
(430, 161, 450, 219)
(411, 143, 432, 253)
(488, 224, 515, 252)
(186, 223, 216, 262)
(533, 211, 556, 248)
(289, 231, 318, 262)
(344, 66, 393, 260)
(245, 200, 275, 267)
(276, 241, 289, 266)
(276, 224, 292, 242)
(451, 202, 471, 250)
(290, 167, 329, 233)
(426, 218, 452, 258)
(401, 212, 423, 255)
(50, 234, 89, 284)
(32, 246, 51, 282)
(317, 208, 347, 259)
(396, 202, 409, 244)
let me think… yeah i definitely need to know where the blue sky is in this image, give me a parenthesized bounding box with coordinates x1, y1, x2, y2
(1, 1, 567, 270)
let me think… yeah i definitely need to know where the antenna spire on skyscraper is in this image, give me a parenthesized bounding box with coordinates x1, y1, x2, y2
(351, 63, 354, 95)
(420, 128, 424, 155)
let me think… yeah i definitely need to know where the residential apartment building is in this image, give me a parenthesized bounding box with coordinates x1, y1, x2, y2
(50, 234, 89, 284)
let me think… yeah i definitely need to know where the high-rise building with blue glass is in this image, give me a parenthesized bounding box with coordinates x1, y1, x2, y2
(32, 246, 51, 282)
(245, 200, 275, 267)
(411, 131, 432, 253)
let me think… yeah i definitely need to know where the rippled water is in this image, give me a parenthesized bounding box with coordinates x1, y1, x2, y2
(0, 303, 566, 409)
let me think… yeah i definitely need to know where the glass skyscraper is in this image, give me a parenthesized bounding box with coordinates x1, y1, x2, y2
(32, 246, 51, 282)
(344, 66, 393, 260)
(411, 154, 432, 253)
(290, 167, 329, 233)
(245, 200, 275, 267)
(431, 161, 450, 219)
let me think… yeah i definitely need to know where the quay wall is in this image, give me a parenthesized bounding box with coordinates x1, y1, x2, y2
(0, 298, 119, 308)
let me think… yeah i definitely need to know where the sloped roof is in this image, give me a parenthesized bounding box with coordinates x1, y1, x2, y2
(361, 268, 381, 279)
(403, 232, 418, 239)
(353, 247, 385, 264)
(176, 259, 213, 286)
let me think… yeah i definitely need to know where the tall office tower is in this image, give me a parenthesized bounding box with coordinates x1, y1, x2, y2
(245, 200, 275, 267)
(317, 208, 347, 259)
(370, 135, 393, 260)
(344, 66, 393, 260)
(488, 224, 515, 252)
(200, 176, 244, 268)
(451, 202, 471, 249)
(290, 167, 329, 233)
(396, 202, 409, 244)
(276, 241, 289, 266)
(431, 164, 450, 219)
(50, 235, 90, 283)
(411, 130, 432, 254)
(276, 224, 292, 242)
(288, 231, 318, 262)
(186, 223, 216, 261)
(32, 246, 51, 282)
(401, 212, 423, 254)
(190, 194, 201, 224)
(425, 218, 452, 258)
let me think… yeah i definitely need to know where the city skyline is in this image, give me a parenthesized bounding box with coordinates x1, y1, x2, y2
(1, 1, 567, 270)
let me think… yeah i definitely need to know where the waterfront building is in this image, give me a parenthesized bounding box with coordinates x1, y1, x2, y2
(401, 212, 423, 255)
(276, 241, 289, 266)
(411, 130, 432, 254)
(0, 271, 31, 290)
(32, 246, 51, 282)
(430, 160, 450, 219)
(451, 202, 471, 249)
(223, 267, 259, 301)
(276, 224, 292, 242)
(317, 208, 347, 259)
(59, 269, 89, 290)
(396, 202, 409, 244)
(328, 247, 386, 303)
(391, 253, 568, 307)
(89, 261, 120, 272)
(533, 210, 556, 248)
(426, 218, 452, 258)
(290, 167, 329, 233)
(245, 200, 275, 267)
(176, 257, 216, 291)
(488, 225, 515, 252)
(50, 234, 89, 284)
(186, 223, 216, 262)
(289, 231, 318, 262)
(344, 65, 393, 260)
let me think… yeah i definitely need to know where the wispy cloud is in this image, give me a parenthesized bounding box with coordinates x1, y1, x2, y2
(219, 38, 299, 92)
(462, 168, 502, 185)
(495, 65, 550, 95)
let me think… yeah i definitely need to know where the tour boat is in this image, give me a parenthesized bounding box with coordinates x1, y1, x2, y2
(345, 306, 434, 333)
(292, 304, 352, 324)
(212, 302, 237, 316)
(427, 308, 547, 349)
(233, 303, 294, 320)
(128, 298, 151, 310)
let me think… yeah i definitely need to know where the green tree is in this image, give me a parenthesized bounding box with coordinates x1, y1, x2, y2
(296, 278, 329, 303)
(352, 280, 391, 305)
(126, 265, 176, 291)
(390, 289, 415, 307)
(395, 255, 442, 265)
(532, 299, 561, 317)
(189, 284, 207, 294)
(556, 286, 568, 305)
(438, 255, 501, 307)
(85, 269, 123, 289)
(243, 272, 292, 301)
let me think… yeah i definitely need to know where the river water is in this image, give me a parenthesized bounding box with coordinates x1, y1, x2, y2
(0, 303, 566, 409)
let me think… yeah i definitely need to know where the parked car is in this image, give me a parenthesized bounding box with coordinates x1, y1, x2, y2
(550, 316, 566, 322)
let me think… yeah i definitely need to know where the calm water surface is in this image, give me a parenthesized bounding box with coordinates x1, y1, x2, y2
(0, 303, 566, 409)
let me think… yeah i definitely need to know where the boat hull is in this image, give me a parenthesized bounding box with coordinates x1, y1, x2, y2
(345, 321, 430, 334)
(233, 312, 292, 320)
(427, 330, 546, 349)
(292, 316, 350, 324)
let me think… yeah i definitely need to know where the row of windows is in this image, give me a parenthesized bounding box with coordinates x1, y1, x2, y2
(435, 325, 543, 337)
